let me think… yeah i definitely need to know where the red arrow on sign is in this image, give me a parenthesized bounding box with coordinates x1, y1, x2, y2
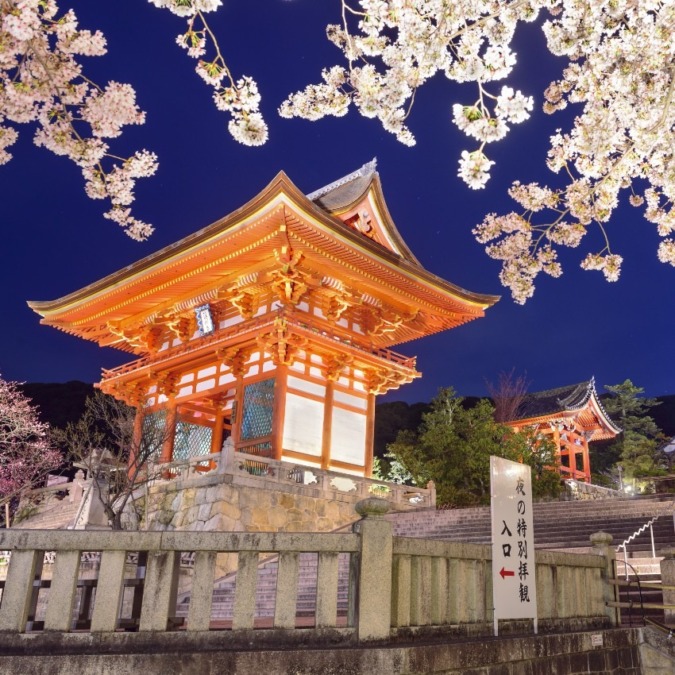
(500, 567, 515, 579)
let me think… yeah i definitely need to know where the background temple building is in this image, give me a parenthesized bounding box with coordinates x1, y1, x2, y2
(506, 379, 621, 483)
(29, 161, 498, 479)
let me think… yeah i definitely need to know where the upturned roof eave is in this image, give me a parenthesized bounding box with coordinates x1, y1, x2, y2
(508, 379, 621, 437)
(317, 171, 422, 267)
(28, 170, 299, 316)
(28, 170, 499, 320)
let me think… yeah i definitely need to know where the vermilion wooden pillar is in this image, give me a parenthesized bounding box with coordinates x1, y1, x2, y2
(568, 439, 577, 477)
(128, 407, 145, 479)
(364, 393, 376, 477)
(210, 407, 225, 455)
(160, 402, 177, 465)
(271, 366, 288, 461)
(581, 435, 592, 483)
(321, 381, 334, 470)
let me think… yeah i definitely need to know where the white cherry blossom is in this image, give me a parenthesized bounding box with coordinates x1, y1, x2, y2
(2, 0, 674, 289)
(279, 1, 674, 302)
(0, 0, 157, 240)
(153, 1, 268, 147)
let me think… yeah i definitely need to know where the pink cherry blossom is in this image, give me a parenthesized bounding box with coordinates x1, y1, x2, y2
(0, 375, 61, 514)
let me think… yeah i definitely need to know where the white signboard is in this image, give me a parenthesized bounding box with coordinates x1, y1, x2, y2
(490, 456, 537, 635)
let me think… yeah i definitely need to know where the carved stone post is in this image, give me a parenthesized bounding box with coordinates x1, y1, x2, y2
(660, 547, 675, 623)
(218, 436, 235, 474)
(352, 497, 393, 641)
(590, 531, 619, 626)
(426, 480, 436, 508)
(68, 469, 85, 504)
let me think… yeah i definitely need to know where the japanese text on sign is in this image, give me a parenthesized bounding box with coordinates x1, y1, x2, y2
(490, 456, 537, 635)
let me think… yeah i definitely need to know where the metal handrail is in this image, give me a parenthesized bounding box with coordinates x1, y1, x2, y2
(615, 559, 647, 626)
(644, 616, 675, 638)
(616, 515, 659, 577)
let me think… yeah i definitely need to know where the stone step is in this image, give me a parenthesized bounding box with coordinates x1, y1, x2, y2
(389, 495, 673, 522)
(176, 552, 352, 621)
(389, 495, 675, 558)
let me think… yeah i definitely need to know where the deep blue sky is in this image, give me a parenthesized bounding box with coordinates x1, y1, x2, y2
(1, 1, 672, 402)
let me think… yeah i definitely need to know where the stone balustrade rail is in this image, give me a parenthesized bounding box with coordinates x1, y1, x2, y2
(0, 504, 618, 643)
(157, 448, 435, 509)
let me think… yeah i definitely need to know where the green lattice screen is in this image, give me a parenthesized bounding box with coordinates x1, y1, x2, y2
(240, 378, 275, 441)
(141, 409, 167, 459)
(173, 422, 213, 461)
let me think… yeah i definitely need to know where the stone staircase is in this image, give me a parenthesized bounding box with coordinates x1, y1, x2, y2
(388, 494, 675, 555)
(14, 499, 80, 530)
(175, 495, 673, 626)
(176, 552, 351, 624)
(617, 571, 665, 627)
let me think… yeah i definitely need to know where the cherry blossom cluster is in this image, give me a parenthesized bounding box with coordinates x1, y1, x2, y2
(280, 1, 536, 189)
(0, 375, 61, 508)
(473, 0, 675, 302)
(277, 0, 674, 301)
(0, 0, 157, 240)
(3, 1, 673, 290)
(151, 0, 268, 146)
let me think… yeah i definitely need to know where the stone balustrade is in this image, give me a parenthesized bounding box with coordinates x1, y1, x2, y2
(158, 447, 435, 510)
(0, 501, 618, 643)
(15, 472, 85, 514)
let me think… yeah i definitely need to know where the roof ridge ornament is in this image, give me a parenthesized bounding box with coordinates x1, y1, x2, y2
(556, 380, 592, 411)
(307, 158, 378, 201)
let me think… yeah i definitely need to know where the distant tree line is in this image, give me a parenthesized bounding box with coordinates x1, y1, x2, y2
(2, 378, 672, 522)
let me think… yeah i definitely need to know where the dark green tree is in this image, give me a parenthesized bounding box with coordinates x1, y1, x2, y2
(601, 380, 667, 486)
(386, 388, 561, 507)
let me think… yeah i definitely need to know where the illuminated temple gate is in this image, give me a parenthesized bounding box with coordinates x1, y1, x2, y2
(506, 379, 620, 483)
(29, 161, 497, 477)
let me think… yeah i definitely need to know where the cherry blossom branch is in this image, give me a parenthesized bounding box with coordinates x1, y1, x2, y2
(0, 375, 61, 514)
(150, 0, 268, 146)
(277, 1, 674, 302)
(281, 1, 535, 172)
(1, 0, 157, 240)
(472, 0, 675, 302)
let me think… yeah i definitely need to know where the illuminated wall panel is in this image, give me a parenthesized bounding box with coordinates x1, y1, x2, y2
(196, 378, 216, 393)
(287, 375, 325, 398)
(282, 393, 324, 457)
(330, 408, 366, 466)
(333, 390, 367, 409)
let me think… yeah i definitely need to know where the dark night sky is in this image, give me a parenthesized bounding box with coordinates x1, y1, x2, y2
(1, 1, 673, 403)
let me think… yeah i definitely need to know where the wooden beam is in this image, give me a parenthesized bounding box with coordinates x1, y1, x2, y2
(365, 393, 376, 478)
(321, 380, 334, 471)
(271, 366, 288, 461)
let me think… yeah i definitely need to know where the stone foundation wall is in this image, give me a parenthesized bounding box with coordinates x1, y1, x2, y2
(144, 475, 359, 535)
(0, 627, 644, 675)
(140, 478, 361, 584)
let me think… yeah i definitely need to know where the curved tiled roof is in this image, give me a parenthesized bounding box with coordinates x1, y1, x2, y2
(308, 159, 378, 211)
(512, 377, 621, 436)
(516, 380, 594, 420)
(28, 166, 498, 350)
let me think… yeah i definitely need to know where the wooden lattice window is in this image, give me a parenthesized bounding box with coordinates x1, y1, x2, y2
(240, 378, 275, 441)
